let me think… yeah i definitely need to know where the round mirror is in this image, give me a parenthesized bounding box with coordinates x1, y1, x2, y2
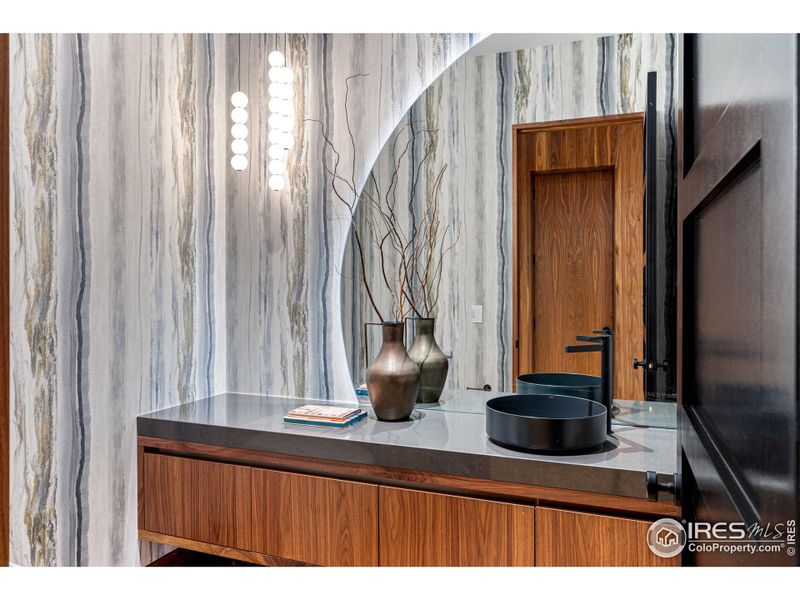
(341, 34, 678, 414)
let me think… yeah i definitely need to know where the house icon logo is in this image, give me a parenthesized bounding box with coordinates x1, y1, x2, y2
(647, 518, 686, 558)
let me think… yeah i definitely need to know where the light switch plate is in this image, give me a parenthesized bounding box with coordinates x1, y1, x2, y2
(470, 304, 483, 323)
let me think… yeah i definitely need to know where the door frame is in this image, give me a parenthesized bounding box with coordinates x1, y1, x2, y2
(512, 113, 645, 398)
(1, 32, 9, 567)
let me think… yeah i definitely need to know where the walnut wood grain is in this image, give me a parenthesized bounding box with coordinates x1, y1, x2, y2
(138, 437, 680, 518)
(139, 530, 310, 567)
(0, 32, 8, 568)
(379, 486, 535, 566)
(143, 453, 252, 550)
(532, 170, 614, 376)
(249, 467, 379, 566)
(535, 506, 679, 566)
(513, 114, 644, 400)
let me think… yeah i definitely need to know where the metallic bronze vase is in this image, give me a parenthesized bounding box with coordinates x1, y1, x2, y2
(366, 321, 420, 421)
(408, 317, 449, 404)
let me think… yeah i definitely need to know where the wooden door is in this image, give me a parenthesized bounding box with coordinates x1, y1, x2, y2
(514, 115, 644, 400)
(143, 453, 253, 550)
(379, 486, 535, 566)
(250, 467, 379, 566)
(535, 507, 678, 566)
(532, 170, 614, 376)
(678, 34, 799, 566)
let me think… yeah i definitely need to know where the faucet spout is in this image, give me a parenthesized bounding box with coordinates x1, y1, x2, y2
(565, 343, 603, 353)
(565, 329, 614, 434)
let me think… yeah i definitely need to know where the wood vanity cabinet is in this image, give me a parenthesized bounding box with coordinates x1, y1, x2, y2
(138, 439, 680, 567)
(379, 487, 535, 566)
(535, 507, 678, 567)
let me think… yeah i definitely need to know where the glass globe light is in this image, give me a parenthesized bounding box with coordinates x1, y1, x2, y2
(268, 113, 283, 129)
(231, 107, 248, 124)
(268, 98, 284, 113)
(230, 91, 248, 108)
(268, 66, 283, 82)
(231, 139, 248, 155)
(268, 130, 282, 145)
(268, 50, 285, 67)
(268, 175, 285, 191)
(281, 67, 294, 83)
(268, 160, 285, 175)
(268, 144, 284, 160)
(268, 82, 283, 98)
(231, 154, 248, 171)
(231, 123, 248, 139)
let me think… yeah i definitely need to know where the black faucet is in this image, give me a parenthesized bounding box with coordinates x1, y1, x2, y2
(565, 328, 614, 434)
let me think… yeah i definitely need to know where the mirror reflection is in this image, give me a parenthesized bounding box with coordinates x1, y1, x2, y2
(341, 34, 677, 424)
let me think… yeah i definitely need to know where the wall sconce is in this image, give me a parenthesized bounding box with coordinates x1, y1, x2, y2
(230, 90, 249, 171)
(267, 41, 293, 191)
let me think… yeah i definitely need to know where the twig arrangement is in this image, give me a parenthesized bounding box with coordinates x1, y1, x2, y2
(308, 74, 460, 323)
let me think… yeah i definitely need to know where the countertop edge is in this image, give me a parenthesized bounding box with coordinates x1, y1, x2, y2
(137, 415, 658, 501)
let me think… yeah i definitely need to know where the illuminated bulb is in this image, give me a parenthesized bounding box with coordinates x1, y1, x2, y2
(268, 113, 283, 129)
(231, 139, 248, 155)
(281, 67, 293, 83)
(268, 174, 285, 191)
(268, 66, 282, 82)
(268, 50, 285, 67)
(231, 107, 248, 124)
(268, 145, 285, 160)
(278, 132, 294, 149)
(268, 130, 282, 145)
(268, 98, 283, 113)
(268, 160, 285, 175)
(231, 123, 248, 139)
(231, 154, 248, 171)
(230, 91, 248, 108)
(268, 82, 283, 97)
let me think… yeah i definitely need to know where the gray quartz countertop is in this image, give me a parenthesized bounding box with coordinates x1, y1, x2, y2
(138, 392, 677, 501)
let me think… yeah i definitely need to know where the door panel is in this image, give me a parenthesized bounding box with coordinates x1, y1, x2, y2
(533, 170, 614, 377)
(515, 116, 644, 400)
(678, 33, 798, 566)
(379, 486, 535, 566)
(535, 507, 678, 566)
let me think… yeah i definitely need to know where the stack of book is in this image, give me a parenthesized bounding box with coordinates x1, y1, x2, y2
(283, 405, 367, 428)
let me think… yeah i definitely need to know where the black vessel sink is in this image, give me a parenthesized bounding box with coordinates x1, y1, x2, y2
(486, 394, 607, 453)
(516, 372, 601, 403)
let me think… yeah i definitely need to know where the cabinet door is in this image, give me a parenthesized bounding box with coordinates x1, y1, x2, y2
(143, 453, 252, 549)
(379, 486, 535, 566)
(250, 468, 379, 566)
(535, 507, 678, 566)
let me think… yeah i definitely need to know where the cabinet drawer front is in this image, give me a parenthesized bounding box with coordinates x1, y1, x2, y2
(535, 507, 679, 566)
(250, 468, 379, 566)
(143, 453, 251, 549)
(379, 487, 535, 566)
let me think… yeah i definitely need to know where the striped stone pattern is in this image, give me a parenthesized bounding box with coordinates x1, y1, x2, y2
(10, 33, 228, 567)
(10, 33, 476, 566)
(342, 34, 677, 394)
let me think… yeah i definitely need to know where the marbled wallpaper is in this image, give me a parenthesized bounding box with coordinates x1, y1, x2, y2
(225, 34, 477, 401)
(9, 33, 477, 566)
(342, 34, 677, 396)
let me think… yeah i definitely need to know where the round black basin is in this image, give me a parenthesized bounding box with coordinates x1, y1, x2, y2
(516, 372, 601, 403)
(486, 394, 607, 452)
